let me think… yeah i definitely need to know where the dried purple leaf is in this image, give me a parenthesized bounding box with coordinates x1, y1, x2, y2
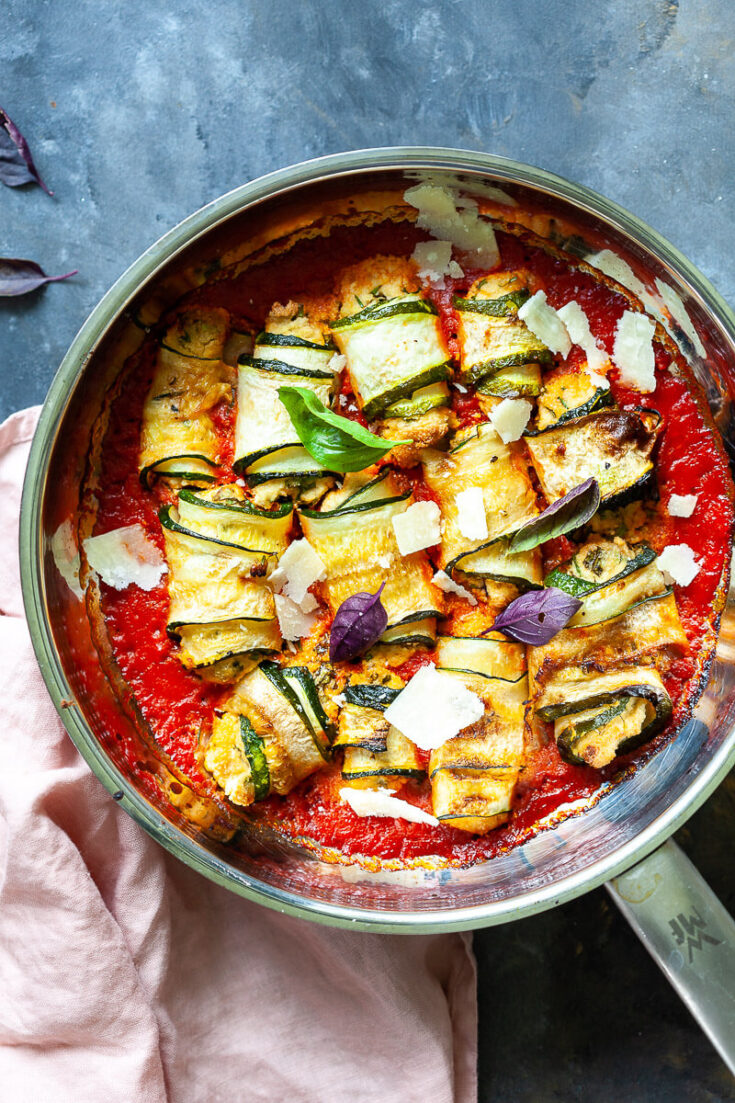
(509, 477, 601, 553)
(329, 583, 388, 662)
(489, 587, 582, 646)
(0, 258, 77, 297)
(0, 106, 52, 194)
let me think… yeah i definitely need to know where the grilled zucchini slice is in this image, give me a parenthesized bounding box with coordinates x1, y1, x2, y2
(525, 408, 661, 506)
(454, 270, 553, 386)
(342, 726, 424, 788)
(160, 485, 290, 679)
(331, 294, 451, 419)
(299, 494, 442, 645)
(536, 666, 673, 768)
(140, 307, 232, 486)
(429, 634, 528, 834)
(529, 581, 686, 768)
(223, 664, 327, 791)
(234, 303, 339, 490)
(477, 361, 543, 398)
(422, 422, 542, 588)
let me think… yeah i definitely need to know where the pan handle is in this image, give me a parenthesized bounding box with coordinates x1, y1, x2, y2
(607, 838, 735, 1074)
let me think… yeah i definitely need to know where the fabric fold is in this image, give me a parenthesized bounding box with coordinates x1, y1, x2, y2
(0, 407, 477, 1103)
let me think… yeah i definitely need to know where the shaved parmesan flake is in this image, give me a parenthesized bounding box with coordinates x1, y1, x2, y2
(556, 300, 608, 373)
(656, 544, 701, 587)
(448, 260, 465, 278)
(432, 569, 478, 606)
(518, 290, 571, 357)
(269, 538, 326, 605)
(392, 500, 442, 556)
(489, 397, 533, 444)
(613, 310, 656, 392)
(51, 519, 83, 599)
(384, 663, 485, 750)
(83, 524, 167, 591)
(328, 352, 347, 373)
(339, 786, 439, 825)
(275, 593, 318, 641)
(403, 183, 499, 266)
(654, 278, 707, 359)
(412, 239, 453, 285)
(587, 249, 647, 300)
(455, 487, 488, 540)
(667, 493, 698, 518)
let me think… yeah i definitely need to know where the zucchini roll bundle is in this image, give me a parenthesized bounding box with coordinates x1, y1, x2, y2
(331, 257, 452, 461)
(299, 488, 443, 650)
(140, 307, 232, 486)
(422, 423, 543, 589)
(454, 270, 551, 393)
(430, 635, 528, 833)
(204, 662, 331, 806)
(160, 486, 293, 681)
(524, 406, 661, 506)
(530, 538, 687, 767)
(335, 685, 424, 789)
(234, 302, 339, 500)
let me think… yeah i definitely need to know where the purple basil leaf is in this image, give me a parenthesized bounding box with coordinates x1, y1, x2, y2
(509, 477, 601, 553)
(329, 583, 388, 662)
(0, 106, 52, 193)
(0, 258, 77, 297)
(490, 586, 582, 646)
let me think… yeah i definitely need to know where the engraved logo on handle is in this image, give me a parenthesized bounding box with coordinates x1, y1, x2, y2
(668, 907, 722, 963)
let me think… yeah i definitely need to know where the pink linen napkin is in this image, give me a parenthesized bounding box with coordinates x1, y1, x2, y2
(0, 408, 478, 1103)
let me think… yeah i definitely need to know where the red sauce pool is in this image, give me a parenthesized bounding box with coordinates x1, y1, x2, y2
(91, 225, 734, 866)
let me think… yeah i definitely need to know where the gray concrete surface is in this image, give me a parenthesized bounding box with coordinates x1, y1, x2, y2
(3, 1, 735, 1098)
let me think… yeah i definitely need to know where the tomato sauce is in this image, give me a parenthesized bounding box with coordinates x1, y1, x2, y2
(90, 222, 734, 867)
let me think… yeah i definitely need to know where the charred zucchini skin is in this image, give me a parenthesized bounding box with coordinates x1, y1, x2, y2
(239, 716, 270, 800)
(343, 685, 401, 710)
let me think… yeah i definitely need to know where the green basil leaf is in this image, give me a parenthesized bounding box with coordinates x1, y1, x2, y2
(278, 386, 409, 473)
(509, 478, 601, 553)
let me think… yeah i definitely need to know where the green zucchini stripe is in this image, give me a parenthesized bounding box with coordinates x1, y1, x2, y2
(453, 289, 530, 316)
(239, 716, 270, 800)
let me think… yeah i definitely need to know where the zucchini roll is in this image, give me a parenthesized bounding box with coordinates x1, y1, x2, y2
(524, 407, 661, 506)
(430, 634, 528, 833)
(336, 685, 424, 789)
(205, 662, 330, 806)
(330, 257, 452, 461)
(234, 302, 339, 500)
(422, 422, 543, 589)
(454, 270, 552, 389)
(140, 307, 233, 486)
(161, 485, 293, 681)
(529, 538, 687, 768)
(299, 488, 443, 650)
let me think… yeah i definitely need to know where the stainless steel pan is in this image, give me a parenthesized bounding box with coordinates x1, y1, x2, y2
(19, 149, 735, 1070)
